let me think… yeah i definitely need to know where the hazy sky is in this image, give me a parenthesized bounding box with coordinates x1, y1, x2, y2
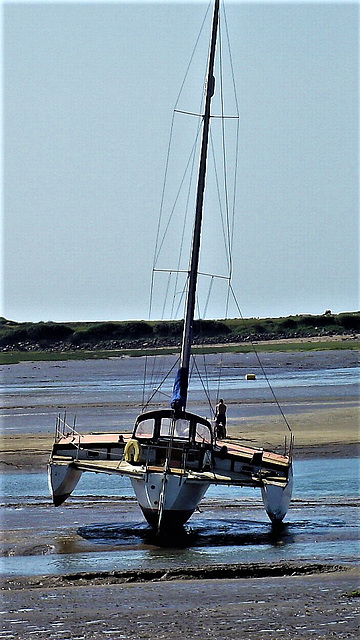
(3, 0, 358, 323)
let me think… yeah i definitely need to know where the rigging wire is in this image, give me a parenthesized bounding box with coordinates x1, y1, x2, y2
(174, 278, 188, 320)
(218, 16, 233, 280)
(223, 4, 241, 117)
(173, 1, 212, 111)
(209, 131, 230, 272)
(149, 111, 176, 320)
(142, 356, 147, 408)
(170, 121, 200, 319)
(149, 348, 166, 403)
(223, 4, 240, 260)
(203, 275, 215, 318)
(142, 357, 180, 411)
(161, 271, 172, 320)
(229, 283, 293, 433)
(192, 356, 214, 416)
(216, 281, 232, 405)
(201, 349, 213, 415)
(144, 1, 243, 412)
(153, 123, 202, 268)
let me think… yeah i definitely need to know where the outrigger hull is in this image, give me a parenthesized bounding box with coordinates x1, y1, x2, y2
(48, 459, 82, 507)
(261, 464, 294, 523)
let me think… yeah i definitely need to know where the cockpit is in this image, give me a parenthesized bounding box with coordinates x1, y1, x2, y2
(133, 409, 213, 445)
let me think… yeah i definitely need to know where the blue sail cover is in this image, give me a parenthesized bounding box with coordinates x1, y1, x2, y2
(171, 367, 188, 411)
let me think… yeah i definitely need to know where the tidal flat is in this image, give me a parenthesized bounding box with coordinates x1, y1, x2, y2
(1, 348, 358, 469)
(1, 348, 359, 639)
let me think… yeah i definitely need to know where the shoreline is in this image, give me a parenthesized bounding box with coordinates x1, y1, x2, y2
(2, 348, 358, 471)
(1, 333, 359, 364)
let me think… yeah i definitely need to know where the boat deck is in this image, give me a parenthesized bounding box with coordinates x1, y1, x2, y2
(217, 438, 290, 466)
(54, 433, 289, 465)
(50, 452, 288, 488)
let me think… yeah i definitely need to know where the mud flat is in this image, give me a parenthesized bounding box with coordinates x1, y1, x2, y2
(1, 564, 359, 640)
(1, 399, 358, 472)
(1, 348, 359, 638)
(1, 347, 359, 470)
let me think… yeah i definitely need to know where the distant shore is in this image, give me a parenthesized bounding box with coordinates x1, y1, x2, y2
(1, 332, 359, 365)
(1, 311, 358, 365)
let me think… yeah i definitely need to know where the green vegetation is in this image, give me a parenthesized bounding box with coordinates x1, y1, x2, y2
(69, 320, 153, 344)
(224, 312, 359, 336)
(344, 589, 360, 598)
(1, 338, 358, 366)
(0, 312, 358, 365)
(152, 319, 231, 338)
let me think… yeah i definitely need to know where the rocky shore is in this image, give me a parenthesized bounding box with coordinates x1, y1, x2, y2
(1, 311, 358, 355)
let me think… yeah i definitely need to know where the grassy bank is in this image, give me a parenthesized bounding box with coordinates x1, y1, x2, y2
(1, 336, 358, 365)
(0, 312, 358, 365)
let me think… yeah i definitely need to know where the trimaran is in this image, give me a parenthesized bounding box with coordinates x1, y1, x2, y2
(48, 0, 294, 532)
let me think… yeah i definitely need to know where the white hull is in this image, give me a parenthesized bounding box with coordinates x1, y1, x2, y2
(261, 464, 294, 523)
(131, 472, 210, 528)
(48, 462, 82, 507)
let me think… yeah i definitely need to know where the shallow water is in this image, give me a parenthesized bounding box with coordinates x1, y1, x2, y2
(2, 366, 358, 398)
(1, 458, 359, 577)
(1, 351, 358, 577)
(1, 350, 358, 435)
(1, 458, 358, 503)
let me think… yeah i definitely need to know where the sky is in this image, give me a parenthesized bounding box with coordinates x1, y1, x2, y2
(2, 0, 359, 323)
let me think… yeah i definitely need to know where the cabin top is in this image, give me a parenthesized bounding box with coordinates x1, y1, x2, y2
(133, 409, 213, 445)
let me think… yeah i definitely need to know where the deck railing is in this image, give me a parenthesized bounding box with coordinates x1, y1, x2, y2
(54, 412, 81, 442)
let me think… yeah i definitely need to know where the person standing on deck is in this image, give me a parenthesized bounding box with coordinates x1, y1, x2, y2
(215, 399, 227, 439)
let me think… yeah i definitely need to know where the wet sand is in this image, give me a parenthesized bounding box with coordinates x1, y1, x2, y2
(1, 400, 358, 472)
(1, 348, 359, 472)
(1, 349, 359, 639)
(1, 565, 359, 639)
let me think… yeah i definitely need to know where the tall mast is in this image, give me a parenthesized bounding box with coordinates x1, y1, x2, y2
(171, 0, 220, 412)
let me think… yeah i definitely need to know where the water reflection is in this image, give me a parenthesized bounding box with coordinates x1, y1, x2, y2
(77, 518, 296, 550)
(2, 457, 359, 576)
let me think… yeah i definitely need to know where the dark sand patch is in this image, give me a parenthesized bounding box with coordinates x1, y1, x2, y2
(2, 561, 348, 590)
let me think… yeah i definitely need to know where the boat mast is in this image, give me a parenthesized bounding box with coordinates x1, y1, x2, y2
(171, 0, 220, 412)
